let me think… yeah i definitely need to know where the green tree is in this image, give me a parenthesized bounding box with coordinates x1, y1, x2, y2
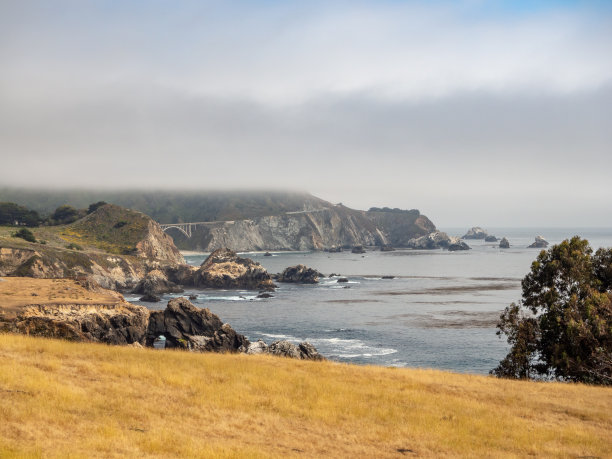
(50, 205, 81, 224)
(492, 237, 611, 385)
(0, 202, 41, 227)
(87, 201, 107, 214)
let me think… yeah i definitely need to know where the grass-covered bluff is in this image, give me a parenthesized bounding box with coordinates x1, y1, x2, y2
(0, 333, 610, 458)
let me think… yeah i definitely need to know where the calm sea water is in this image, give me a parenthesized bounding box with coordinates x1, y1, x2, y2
(128, 228, 612, 374)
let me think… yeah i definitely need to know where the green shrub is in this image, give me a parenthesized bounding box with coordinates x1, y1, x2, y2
(12, 228, 36, 243)
(66, 242, 83, 251)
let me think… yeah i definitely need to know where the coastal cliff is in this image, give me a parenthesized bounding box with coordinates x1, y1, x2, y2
(170, 205, 435, 251)
(0, 204, 185, 291)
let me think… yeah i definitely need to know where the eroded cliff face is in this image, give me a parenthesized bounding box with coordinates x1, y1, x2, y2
(0, 246, 147, 290)
(173, 206, 435, 251)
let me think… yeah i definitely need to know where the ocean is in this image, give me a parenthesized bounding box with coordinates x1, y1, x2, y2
(127, 228, 612, 374)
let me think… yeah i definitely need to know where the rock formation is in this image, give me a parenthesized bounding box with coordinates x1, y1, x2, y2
(462, 227, 488, 239)
(484, 235, 498, 242)
(246, 339, 324, 360)
(192, 248, 276, 290)
(407, 231, 457, 249)
(146, 297, 249, 352)
(277, 265, 323, 284)
(132, 269, 183, 297)
(0, 278, 149, 345)
(448, 241, 471, 251)
(528, 236, 549, 248)
(499, 237, 510, 249)
(351, 245, 366, 254)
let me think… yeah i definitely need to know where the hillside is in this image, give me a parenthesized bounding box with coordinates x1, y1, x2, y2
(0, 188, 330, 223)
(0, 204, 185, 290)
(1, 333, 610, 458)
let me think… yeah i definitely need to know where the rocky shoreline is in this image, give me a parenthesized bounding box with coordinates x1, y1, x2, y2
(0, 277, 324, 361)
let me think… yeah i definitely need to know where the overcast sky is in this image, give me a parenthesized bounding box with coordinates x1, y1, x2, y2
(1, 0, 611, 226)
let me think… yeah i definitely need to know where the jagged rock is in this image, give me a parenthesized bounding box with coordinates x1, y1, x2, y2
(484, 235, 498, 242)
(264, 252, 272, 257)
(337, 278, 349, 283)
(192, 248, 277, 290)
(139, 293, 161, 302)
(380, 245, 395, 251)
(528, 236, 549, 248)
(462, 227, 488, 240)
(256, 292, 274, 299)
(351, 245, 366, 254)
(188, 294, 198, 300)
(499, 237, 510, 249)
(328, 247, 343, 253)
(267, 340, 324, 360)
(132, 269, 183, 296)
(246, 339, 269, 355)
(448, 241, 471, 251)
(146, 297, 249, 352)
(277, 265, 323, 284)
(407, 231, 457, 250)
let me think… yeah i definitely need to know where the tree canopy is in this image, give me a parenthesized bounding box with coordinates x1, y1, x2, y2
(492, 237, 611, 385)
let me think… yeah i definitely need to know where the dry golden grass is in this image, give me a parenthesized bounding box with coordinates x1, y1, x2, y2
(0, 334, 610, 458)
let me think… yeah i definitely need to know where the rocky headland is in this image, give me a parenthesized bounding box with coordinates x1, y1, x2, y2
(0, 277, 322, 359)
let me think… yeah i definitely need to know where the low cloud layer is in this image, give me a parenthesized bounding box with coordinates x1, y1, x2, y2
(1, 1, 611, 226)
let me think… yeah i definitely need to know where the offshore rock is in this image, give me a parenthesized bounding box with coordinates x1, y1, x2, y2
(484, 235, 498, 242)
(462, 227, 488, 240)
(499, 237, 510, 249)
(407, 231, 457, 250)
(278, 265, 323, 284)
(146, 297, 249, 352)
(192, 248, 276, 290)
(380, 245, 395, 251)
(528, 236, 549, 248)
(448, 241, 471, 251)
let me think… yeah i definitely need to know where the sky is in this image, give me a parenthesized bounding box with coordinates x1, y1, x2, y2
(1, 0, 611, 227)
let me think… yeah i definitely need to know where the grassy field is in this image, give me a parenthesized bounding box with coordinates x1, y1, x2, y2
(0, 334, 610, 458)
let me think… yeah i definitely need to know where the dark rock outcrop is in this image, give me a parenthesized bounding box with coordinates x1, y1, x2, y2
(267, 340, 325, 361)
(448, 241, 471, 251)
(499, 237, 510, 249)
(484, 235, 498, 242)
(380, 245, 395, 251)
(5, 302, 149, 345)
(139, 293, 161, 302)
(528, 236, 549, 248)
(337, 277, 349, 283)
(462, 227, 488, 240)
(351, 245, 366, 254)
(132, 269, 183, 296)
(146, 297, 249, 352)
(278, 265, 323, 284)
(192, 248, 276, 290)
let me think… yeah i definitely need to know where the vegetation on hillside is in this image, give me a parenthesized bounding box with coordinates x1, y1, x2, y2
(1, 334, 610, 458)
(0, 202, 41, 227)
(61, 204, 150, 255)
(0, 188, 330, 223)
(493, 237, 612, 385)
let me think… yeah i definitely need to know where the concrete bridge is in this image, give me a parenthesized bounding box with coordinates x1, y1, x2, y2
(159, 221, 234, 238)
